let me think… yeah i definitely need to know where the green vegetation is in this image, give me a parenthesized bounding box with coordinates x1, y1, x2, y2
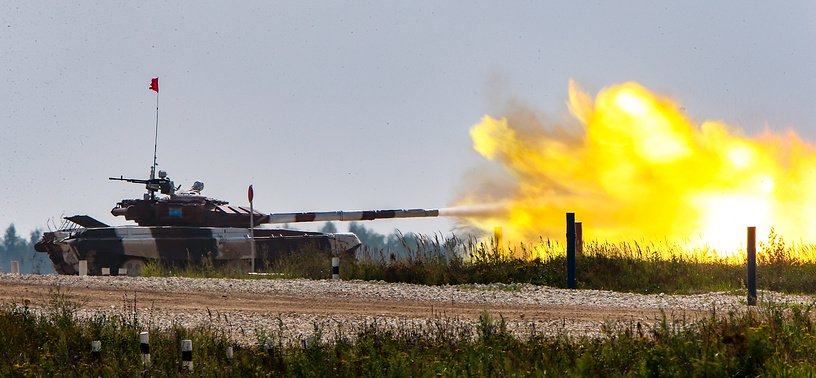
(140, 253, 251, 279)
(3, 286, 816, 376)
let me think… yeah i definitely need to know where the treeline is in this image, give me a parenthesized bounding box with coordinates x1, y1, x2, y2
(0, 224, 54, 274)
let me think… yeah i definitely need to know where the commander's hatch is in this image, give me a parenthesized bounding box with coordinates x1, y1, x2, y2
(65, 215, 109, 228)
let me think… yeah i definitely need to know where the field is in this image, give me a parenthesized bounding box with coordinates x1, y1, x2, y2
(3, 231, 816, 376)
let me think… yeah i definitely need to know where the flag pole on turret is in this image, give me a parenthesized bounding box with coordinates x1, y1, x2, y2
(149, 77, 160, 200)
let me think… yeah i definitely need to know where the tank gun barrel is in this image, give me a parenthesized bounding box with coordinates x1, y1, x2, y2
(266, 208, 439, 224)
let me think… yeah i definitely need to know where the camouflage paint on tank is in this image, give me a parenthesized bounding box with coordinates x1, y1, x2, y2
(35, 225, 361, 276)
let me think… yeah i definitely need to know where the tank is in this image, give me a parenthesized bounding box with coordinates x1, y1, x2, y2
(34, 169, 439, 276)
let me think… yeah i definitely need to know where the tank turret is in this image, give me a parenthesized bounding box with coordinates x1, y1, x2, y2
(108, 170, 440, 228)
(109, 171, 266, 228)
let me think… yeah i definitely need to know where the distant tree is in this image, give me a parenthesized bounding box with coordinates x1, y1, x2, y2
(348, 222, 386, 251)
(0, 224, 54, 274)
(1, 224, 25, 268)
(347, 222, 428, 259)
(27, 229, 51, 274)
(319, 221, 338, 233)
(2, 224, 22, 256)
(385, 231, 419, 256)
(28, 229, 41, 246)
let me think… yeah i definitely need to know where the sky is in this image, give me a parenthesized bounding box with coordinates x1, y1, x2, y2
(2, 2, 815, 239)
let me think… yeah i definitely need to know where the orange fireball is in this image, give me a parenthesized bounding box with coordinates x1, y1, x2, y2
(460, 80, 816, 256)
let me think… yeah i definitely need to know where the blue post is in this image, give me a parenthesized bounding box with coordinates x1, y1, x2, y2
(567, 213, 576, 289)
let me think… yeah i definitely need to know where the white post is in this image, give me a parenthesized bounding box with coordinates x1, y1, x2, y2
(78, 260, 88, 276)
(332, 257, 340, 280)
(118, 268, 128, 276)
(140, 332, 151, 366)
(181, 339, 193, 371)
(101, 267, 110, 276)
(302, 335, 314, 349)
(226, 346, 233, 359)
(266, 337, 274, 354)
(10, 261, 19, 274)
(91, 340, 101, 359)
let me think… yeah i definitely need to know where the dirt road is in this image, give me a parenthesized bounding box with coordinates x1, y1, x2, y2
(0, 277, 695, 323)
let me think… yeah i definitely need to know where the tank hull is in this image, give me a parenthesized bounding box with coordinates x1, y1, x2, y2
(35, 226, 361, 275)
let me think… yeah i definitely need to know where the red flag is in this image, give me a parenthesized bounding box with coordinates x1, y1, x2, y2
(150, 78, 158, 92)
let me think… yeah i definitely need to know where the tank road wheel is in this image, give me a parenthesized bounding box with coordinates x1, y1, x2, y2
(121, 258, 147, 277)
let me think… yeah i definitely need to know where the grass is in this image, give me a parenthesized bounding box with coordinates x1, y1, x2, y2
(3, 285, 816, 376)
(140, 253, 252, 279)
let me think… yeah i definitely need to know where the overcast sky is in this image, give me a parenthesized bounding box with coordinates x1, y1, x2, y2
(2, 2, 815, 238)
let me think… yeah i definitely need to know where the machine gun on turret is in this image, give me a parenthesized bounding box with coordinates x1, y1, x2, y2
(109, 169, 177, 200)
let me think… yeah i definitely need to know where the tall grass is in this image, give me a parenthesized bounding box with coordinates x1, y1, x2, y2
(338, 236, 733, 293)
(140, 253, 251, 279)
(338, 229, 816, 294)
(4, 286, 816, 376)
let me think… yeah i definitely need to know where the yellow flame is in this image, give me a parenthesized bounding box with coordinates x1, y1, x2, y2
(461, 80, 816, 256)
